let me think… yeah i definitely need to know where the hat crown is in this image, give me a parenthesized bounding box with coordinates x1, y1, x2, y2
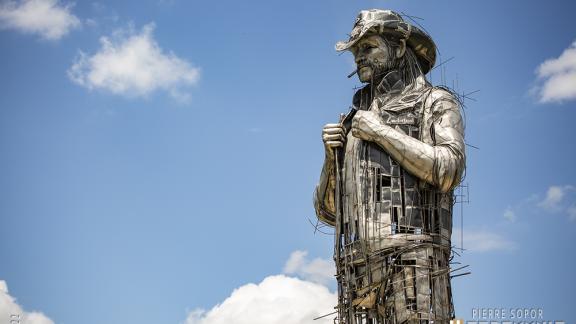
(355, 9, 403, 28)
(348, 9, 411, 41)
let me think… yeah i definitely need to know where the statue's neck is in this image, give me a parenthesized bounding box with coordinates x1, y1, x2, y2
(372, 70, 427, 97)
(374, 70, 404, 95)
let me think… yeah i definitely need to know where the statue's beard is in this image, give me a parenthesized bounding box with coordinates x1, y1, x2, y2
(370, 58, 398, 81)
(357, 57, 399, 84)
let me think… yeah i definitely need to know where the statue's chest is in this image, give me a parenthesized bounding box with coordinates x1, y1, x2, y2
(373, 94, 423, 140)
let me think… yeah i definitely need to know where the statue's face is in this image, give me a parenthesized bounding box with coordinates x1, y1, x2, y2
(350, 35, 392, 83)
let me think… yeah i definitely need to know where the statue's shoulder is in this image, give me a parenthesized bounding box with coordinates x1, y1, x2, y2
(424, 86, 461, 108)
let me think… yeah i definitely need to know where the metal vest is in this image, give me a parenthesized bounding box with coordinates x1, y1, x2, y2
(341, 82, 453, 252)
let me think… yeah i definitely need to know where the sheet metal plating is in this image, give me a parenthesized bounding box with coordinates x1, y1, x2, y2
(314, 9, 466, 324)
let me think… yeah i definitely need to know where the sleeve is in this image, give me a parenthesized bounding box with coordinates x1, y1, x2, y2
(427, 89, 466, 192)
(366, 88, 466, 192)
(313, 160, 337, 227)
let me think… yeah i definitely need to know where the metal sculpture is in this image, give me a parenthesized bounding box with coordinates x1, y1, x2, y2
(314, 9, 466, 323)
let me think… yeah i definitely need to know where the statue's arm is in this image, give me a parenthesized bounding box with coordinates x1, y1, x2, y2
(313, 121, 346, 227)
(352, 91, 465, 192)
(313, 156, 337, 226)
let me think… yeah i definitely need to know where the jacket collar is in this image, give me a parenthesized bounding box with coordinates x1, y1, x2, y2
(375, 70, 405, 96)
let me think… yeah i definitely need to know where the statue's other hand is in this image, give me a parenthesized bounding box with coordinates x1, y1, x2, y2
(351, 110, 383, 142)
(322, 123, 345, 160)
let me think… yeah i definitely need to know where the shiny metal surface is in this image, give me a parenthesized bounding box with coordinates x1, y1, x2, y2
(314, 9, 466, 324)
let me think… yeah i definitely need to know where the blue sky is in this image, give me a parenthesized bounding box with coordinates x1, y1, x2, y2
(1, 0, 575, 323)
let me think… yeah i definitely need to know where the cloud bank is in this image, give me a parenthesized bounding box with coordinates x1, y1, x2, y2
(503, 206, 516, 222)
(502, 185, 576, 223)
(184, 251, 337, 324)
(537, 185, 576, 221)
(538, 185, 574, 210)
(453, 229, 516, 252)
(283, 250, 334, 286)
(68, 23, 200, 102)
(0, 0, 80, 40)
(0, 280, 54, 324)
(184, 275, 336, 324)
(534, 41, 576, 103)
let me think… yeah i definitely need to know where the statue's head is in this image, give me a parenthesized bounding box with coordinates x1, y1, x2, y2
(336, 9, 437, 84)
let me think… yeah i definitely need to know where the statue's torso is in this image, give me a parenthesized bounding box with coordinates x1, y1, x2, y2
(335, 83, 457, 323)
(341, 86, 453, 251)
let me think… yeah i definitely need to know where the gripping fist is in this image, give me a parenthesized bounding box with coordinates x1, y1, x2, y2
(351, 110, 383, 142)
(322, 123, 345, 160)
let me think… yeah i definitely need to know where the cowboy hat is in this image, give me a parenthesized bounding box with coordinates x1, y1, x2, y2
(336, 9, 437, 74)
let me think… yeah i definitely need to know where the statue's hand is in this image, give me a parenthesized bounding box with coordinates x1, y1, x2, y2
(322, 123, 345, 160)
(351, 110, 386, 142)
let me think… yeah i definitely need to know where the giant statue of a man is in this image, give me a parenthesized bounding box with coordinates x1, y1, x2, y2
(314, 10, 466, 323)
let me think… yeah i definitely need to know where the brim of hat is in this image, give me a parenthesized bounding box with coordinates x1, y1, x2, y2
(335, 39, 357, 52)
(335, 24, 437, 74)
(335, 22, 379, 52)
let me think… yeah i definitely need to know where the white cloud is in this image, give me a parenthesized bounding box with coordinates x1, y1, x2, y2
(538, 185, 573, 210)
(68, 23, 200, 102)
(0, 0, 80, 40)
(183, 251, 337, 324)
(453, 229, 516, 252)
(184, 275, 337, 324)
(503, 206, 516, 222)
(283, 250, 334, 286)
(534, 41, 576, 103)
(504, 185, 576, 222)
(0, 280, 54, 324)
